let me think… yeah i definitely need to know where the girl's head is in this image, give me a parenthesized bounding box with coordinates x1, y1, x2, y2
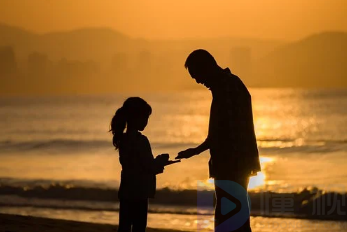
(110, 97, 152, 149)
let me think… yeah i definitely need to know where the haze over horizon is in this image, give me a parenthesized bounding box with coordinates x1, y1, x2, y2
(1, 0, 346, 40)
(1, 0, 347, 95)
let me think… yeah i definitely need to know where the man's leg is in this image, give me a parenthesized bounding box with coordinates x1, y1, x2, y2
(214, 175, 251, 232)
(234, 175, 252, 232)
(214, 185, 229, 230)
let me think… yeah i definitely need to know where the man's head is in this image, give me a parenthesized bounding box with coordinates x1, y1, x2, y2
(184, 49, 220, 88)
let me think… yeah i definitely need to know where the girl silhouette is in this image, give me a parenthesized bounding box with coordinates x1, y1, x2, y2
(110, 97, 167, 232)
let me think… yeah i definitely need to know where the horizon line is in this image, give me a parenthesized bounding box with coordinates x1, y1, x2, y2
(2, 21, 347, 43)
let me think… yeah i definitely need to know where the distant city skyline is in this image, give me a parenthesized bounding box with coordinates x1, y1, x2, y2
(1, 0, 347, 95)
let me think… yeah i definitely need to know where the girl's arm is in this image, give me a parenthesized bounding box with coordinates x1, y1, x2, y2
(139, 135, 164, 175)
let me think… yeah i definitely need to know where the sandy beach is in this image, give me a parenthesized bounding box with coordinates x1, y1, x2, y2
(2, 212, 347, 232)
(0, 213, 177, 232)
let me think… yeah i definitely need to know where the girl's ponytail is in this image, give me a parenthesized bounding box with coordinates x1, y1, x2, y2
(110, 107, 126, 150)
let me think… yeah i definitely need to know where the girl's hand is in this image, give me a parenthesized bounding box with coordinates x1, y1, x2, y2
(154, 154, 168, 174)
(155, 153, 169, 165)
(154, 164, 164, 174)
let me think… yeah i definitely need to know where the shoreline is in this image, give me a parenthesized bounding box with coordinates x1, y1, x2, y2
(1, 211, 347, 232)
(0, 213, 181, 232)
(1, 202, 347, 223)
(2, 205, 347, 224)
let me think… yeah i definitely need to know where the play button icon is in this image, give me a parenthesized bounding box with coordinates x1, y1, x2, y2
(197, 180, 251, 232)
(221, 197, 237, 215)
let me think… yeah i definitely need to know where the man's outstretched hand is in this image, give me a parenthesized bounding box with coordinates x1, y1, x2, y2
(175, 148, 198, 159)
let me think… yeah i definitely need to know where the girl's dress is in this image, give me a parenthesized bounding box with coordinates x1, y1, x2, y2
(118, 131, 162, 232)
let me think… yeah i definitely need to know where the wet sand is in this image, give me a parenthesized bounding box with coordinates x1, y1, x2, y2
(0, 213, 179, 232)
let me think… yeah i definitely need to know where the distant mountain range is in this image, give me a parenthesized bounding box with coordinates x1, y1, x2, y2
(0, 23, 346, 95)
(0, 23, 282, 61)
(0, 23, 134, 61)
(254, 31, 347, 87)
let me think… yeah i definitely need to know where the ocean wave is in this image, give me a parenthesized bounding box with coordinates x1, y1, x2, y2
(1, 138, 347, 154)
(0, 180, 346, 221)
(0, 139, 195, 152)
(0, 139, 110, 151)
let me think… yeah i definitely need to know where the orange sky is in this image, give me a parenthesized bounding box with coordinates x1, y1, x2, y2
(0, 0, 346, 40)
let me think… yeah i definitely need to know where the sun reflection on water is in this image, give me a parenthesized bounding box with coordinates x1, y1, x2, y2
(198, 157, 274, 190)
(196, 156, 274, 191)
(249, 156, 274, 190)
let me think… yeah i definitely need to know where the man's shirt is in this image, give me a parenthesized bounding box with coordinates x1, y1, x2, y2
(207, 68, 261, 178)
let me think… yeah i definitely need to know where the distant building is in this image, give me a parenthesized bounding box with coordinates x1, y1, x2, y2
(137, 50, 152, 75)
(27, 52, 49, 77)
(135, 51, 153, 88)
(0, 46, 17, 76)
(112, 53, 128, 76)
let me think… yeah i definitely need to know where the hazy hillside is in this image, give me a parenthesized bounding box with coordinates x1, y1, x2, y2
(253, 32, 347, 88)
(1, 23, 346, 95)
(0, 23, 282, 61)
(0, 23, 283, 95)
(0, 24, 137, 60)
(0, 24, 39, 58)
(38, 28, 136, 61)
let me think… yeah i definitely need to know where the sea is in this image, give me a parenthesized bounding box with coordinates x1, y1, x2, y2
(1, 88, 347, 231)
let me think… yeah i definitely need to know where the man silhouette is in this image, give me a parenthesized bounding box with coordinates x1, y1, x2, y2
(176, 49, 261, 232)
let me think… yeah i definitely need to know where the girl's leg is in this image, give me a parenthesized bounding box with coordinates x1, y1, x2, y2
(118, 199, 132, 232)
(132, 199, 148, 232)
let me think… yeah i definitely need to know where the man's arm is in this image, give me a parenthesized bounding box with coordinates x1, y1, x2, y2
(175, 138, 209, 159)
(195, 138, 210, 154)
